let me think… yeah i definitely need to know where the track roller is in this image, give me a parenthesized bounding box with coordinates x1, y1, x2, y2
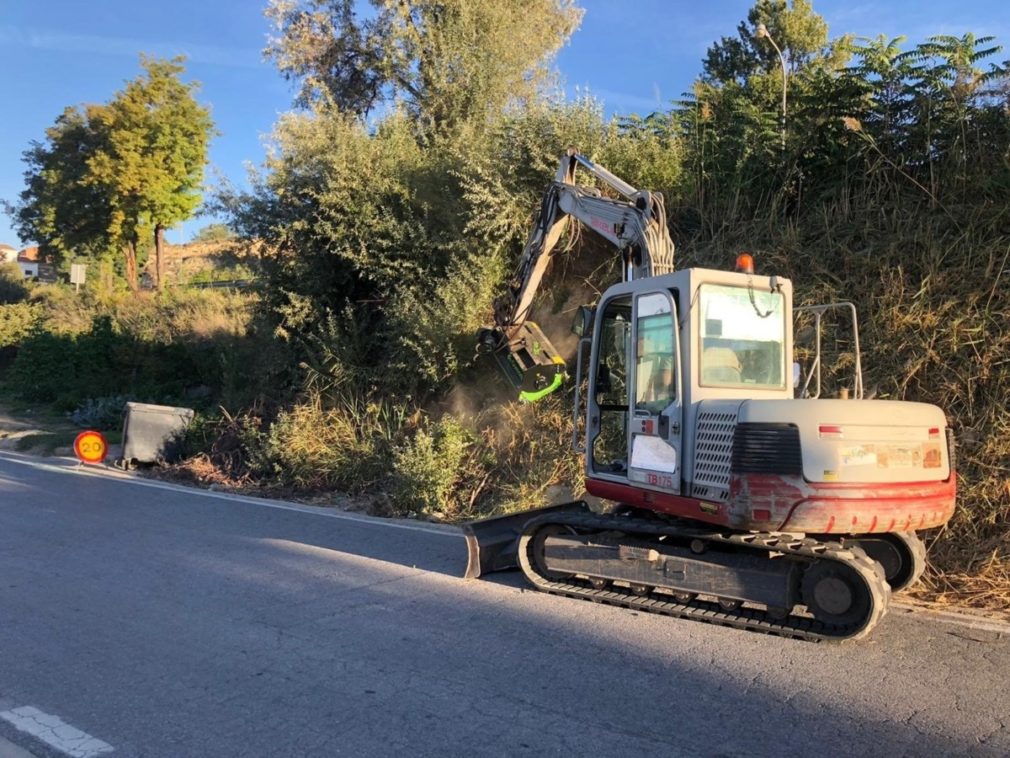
(844, 532, 927, 592)
(801, 560, 873, 628)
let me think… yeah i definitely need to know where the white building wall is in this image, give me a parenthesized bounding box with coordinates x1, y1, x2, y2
(18, 262, 39, 279)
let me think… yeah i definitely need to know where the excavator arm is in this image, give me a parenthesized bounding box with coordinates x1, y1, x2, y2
(480, 149, 676, 401)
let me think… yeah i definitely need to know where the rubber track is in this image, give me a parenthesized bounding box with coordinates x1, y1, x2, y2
(517, 510, 891, 643)
(891, 531, 927, 593)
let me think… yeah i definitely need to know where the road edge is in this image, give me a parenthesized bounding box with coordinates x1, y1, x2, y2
(0, 450, 459, 539)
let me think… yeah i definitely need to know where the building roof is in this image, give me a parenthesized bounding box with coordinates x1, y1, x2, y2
(0, 243, 15, 252)
(17, 246, 40, 262)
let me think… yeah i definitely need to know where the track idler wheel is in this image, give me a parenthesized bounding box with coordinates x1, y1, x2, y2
(528, 524, 576, 581)
(801, 560, 872, 628)
(849, 532, 927, 592)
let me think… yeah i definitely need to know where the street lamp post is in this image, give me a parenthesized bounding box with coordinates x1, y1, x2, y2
(756, 22, 787, 151)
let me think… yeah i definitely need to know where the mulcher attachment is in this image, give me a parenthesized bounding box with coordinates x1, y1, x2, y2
(478, 323, 567, 403)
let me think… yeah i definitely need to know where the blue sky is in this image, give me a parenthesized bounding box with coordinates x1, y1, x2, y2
(2, 0, 1008, 247)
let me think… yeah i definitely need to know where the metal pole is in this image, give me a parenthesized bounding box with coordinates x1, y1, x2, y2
(768, 37, 787, 151)
(756, 24, 787, 151)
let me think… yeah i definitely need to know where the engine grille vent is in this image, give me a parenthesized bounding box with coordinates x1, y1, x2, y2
(692, 411, 737, 500)
(731, 424, 802, 475)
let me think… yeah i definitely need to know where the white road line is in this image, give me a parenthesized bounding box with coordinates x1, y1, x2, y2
(0, 707, 112, 758)
(0, 452, 459, 538)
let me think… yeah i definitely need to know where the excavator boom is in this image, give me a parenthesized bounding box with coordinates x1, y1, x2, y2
(482, 150, 675, 400)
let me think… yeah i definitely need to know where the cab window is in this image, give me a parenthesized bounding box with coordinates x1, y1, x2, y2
(592, 295, 631, 474)
(635, 292, 676, 413)
(699, 284, 785, 389)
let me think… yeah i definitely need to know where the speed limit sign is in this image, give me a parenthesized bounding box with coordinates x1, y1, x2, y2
(73, 430, 108, 465)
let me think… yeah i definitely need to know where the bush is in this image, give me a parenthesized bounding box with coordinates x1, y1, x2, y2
(259, 393, 408, 492)
(1, 284, 281, 411)
(390, 416, 469, 516)
(8, 328, 72, 402)
(0, 262, 30, 305)
(0, 302, 43, 348)
(69, 395, 128, 430)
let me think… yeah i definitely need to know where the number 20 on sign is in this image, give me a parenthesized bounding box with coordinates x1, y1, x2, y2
(73, 430, 108, 465)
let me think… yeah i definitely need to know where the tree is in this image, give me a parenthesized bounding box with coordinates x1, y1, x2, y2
(192, 223, 235, 243)
(9, 105, 119, 267)
(10, 57, 213, 291)
(265, 0, 583, 134)
(678, 0, 858, 219)
(906, 33, 1004, 182)
(846, 36, 917, 157)
(227, 2, 590, 397)
(702, 0, 836, 86)
(89, 56, 214, 289)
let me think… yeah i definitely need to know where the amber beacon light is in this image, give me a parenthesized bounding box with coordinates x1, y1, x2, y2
(735, 252, 755, 274)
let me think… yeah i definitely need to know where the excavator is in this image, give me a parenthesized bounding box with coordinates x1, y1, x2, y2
(466, 150, 956, 642)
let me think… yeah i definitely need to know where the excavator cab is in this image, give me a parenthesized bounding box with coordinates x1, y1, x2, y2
(580, 284, 683, 492)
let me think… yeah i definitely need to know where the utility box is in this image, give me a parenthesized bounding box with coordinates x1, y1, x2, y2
(121, 402, 194, 465)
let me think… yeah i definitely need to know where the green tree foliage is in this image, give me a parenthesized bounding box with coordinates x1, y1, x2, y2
(10, 57, 213, 291)
(226, 109, 498, 394)
(192, 223, 235, 243)
(677, 1, 1010, 224)
(0, 302, 42, 349)
(230, 1, 589, 401)
(265, 0, 583, 134)
(679, 0, 858, 223)
(10, 105, 119, 266)
(675, 1, 1010, 589)
(89, 56, 214, 290)
(845, 35, 917, 158)
(702, 0, 836, 84)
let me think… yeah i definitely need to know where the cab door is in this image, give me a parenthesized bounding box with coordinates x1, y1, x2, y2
(628, 290, 682, 494)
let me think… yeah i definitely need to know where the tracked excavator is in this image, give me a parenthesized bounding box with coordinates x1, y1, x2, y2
(466, 150, 956, 642)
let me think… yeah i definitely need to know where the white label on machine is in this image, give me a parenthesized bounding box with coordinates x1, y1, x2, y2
(839, 445, 877, 467)
(629, 434, 677, 474)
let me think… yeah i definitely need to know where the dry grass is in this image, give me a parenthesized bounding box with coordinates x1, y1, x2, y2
(167, 381, 583, 524)
(141, 239, 265, 285)
(908, 556, 1010, 619)
(442, 396, 584, 522)
(29, 280, 255, 342)
(164, 179, 1010, 610)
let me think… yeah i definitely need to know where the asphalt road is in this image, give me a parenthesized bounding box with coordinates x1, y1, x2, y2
(0, 452, 1007, 758)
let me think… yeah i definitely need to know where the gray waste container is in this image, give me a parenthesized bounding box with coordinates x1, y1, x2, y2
(121, 402, 195, 465)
